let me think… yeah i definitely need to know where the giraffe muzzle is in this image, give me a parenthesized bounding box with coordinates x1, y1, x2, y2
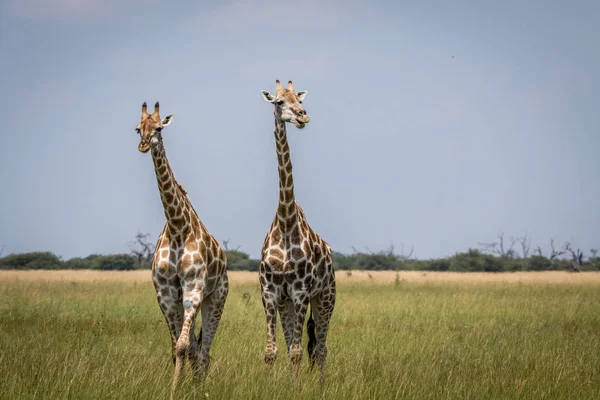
(294, 116, 309, 129)
(138, 140, 151, 153)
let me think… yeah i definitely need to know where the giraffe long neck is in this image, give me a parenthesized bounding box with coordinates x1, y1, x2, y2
(151, 143, 190, 235)
(274, 118, 299, 233)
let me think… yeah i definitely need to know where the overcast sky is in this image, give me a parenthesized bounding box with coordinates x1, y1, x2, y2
(0, 0, 598, 260)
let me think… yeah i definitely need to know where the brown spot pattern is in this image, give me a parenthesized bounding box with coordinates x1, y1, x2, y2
(259, 100, 336, 383)
(139, 122, 229, 385)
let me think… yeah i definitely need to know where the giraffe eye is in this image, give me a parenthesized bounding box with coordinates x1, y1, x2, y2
(276, 100, 284, 105)
(156, 127, 163, 132)
(135, 128, 141, 134)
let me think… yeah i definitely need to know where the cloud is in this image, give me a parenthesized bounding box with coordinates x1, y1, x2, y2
(2, 0, 110, 19)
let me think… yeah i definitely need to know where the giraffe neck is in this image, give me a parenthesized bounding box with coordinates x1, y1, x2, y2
(274, 118, 299, 236)
(151, 143, 190, 235)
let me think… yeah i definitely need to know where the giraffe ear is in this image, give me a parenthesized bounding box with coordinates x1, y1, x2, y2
(260, 90, 275, 103)
(161, 114, 174, 126)
(297, 91, 308, 102)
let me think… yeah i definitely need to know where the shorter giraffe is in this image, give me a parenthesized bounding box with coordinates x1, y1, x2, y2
(259, 80, 336, 384)
(134, 102, 229, 399)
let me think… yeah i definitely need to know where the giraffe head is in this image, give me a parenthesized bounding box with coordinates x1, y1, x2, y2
(135, 102, 174, 153)
(260, 80, 309, 129)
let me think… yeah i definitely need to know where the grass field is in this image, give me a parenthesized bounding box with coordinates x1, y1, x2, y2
(1, 271, 599, 399)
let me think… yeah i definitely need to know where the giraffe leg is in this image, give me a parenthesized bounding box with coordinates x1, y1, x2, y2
(171, 288, 203, 400)
(197, 273, 229, 377)
(310, 275, 336, 386)
(306, 306, 316, 368)
(289, 293, 310, 378)
(154, 280, 183, 365)
(167, 303, 183, 365)
(188, 320, 199, 372)
(261, 282, 279, 366)
(279, 299, 295, 353)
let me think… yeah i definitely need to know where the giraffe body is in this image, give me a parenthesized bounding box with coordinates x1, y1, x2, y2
(259, 81, 336, 384)
(134, 102, 228, 399)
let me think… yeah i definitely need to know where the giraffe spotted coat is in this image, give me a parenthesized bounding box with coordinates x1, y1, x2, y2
(135, 102, 228, 399)
(259, 81, 336, 384)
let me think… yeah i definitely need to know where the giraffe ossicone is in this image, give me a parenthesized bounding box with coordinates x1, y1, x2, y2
(258, 80, 337, 385)
(134, 102, 229, 399)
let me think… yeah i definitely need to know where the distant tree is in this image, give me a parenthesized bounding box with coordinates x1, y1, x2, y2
(0, 245, 5, 258)
(533, 238, 565, 260)
(219, 239, 257, 270)
(423, 258, 448, 271)
(588, 248, 600, 271)
(222, 239, 241, 251)
(526, 255, 552, 271)
(479, 232, 518, 258)
(516, 235, 531, 258)
(563, 243, 582, 273)
(0, 252, 63, 270)
(449, 249, 505, 272)
(96, 254, 137, 270)
(129, 232, 154, 267)
(549, 239, 566, 260)
(393, 243, 414, 262)
(225, 249, 259, 271)
(345, 243, 415, 270)
(64, 257, 92, 269)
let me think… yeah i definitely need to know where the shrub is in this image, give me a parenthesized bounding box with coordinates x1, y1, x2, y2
(525, 256, 552, 271)
(63, 257, 92, 269)
(427, 258, 451, 271)
(0, 252, 63, 270)
(95, 254, 137, 271)
(226, 250, 260, 271)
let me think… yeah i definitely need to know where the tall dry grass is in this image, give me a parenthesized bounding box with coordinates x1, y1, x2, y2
(2, 269, 599, 285)
(0, 271, 599, 399)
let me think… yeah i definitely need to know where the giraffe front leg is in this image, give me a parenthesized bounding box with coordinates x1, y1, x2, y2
(311, 275, 336, 386)
(188, 320, 199, 371)
(154, 277, 183, 365)
(197, 272, 229, 377)
(160, 309, 181, 365)
(279, 300, 295, 353)
(261, 286, 279, 366)
(289, 293, 310, 378)
(171, 289, 203, 400)
(169, 304, 184, 365)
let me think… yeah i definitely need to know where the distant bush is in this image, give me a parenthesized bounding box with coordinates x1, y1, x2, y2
(448, 249, 502, 272)
(525, 256, 552, 271)
(0, 252, 63, 270)
(426, 259, 451, 271)
(580, 259, 600, 271)
(94, 254, 138, 271)
(333, 250, 409, 271)
(63, 257, 92, 270)
(1, 247, 598, 272)
(225, 250, 259, 271)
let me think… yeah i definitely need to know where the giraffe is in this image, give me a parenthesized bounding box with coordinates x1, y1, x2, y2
(258, 80, 336, 384)
(134, 102, 229, 398)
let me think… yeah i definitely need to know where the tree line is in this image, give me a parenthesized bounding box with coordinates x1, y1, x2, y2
(0, 233, 598, 272)
(0, 250, 261, 271)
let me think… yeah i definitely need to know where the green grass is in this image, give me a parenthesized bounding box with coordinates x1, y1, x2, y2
(1, 276, 599, 399)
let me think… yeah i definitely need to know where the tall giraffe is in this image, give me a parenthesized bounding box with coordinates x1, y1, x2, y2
(259, 81, 336, 384)
(134, 102, 229, 398)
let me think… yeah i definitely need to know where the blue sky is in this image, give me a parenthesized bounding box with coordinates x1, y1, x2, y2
(0, 0, 598, 260)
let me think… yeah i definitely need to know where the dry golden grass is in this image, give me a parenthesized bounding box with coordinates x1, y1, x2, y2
(1, 269, 599, 399)
(340, 270, 600, 284)
(1, 269, 599, 285)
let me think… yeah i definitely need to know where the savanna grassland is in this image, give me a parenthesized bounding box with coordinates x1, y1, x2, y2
(0, 271, 599, 399)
